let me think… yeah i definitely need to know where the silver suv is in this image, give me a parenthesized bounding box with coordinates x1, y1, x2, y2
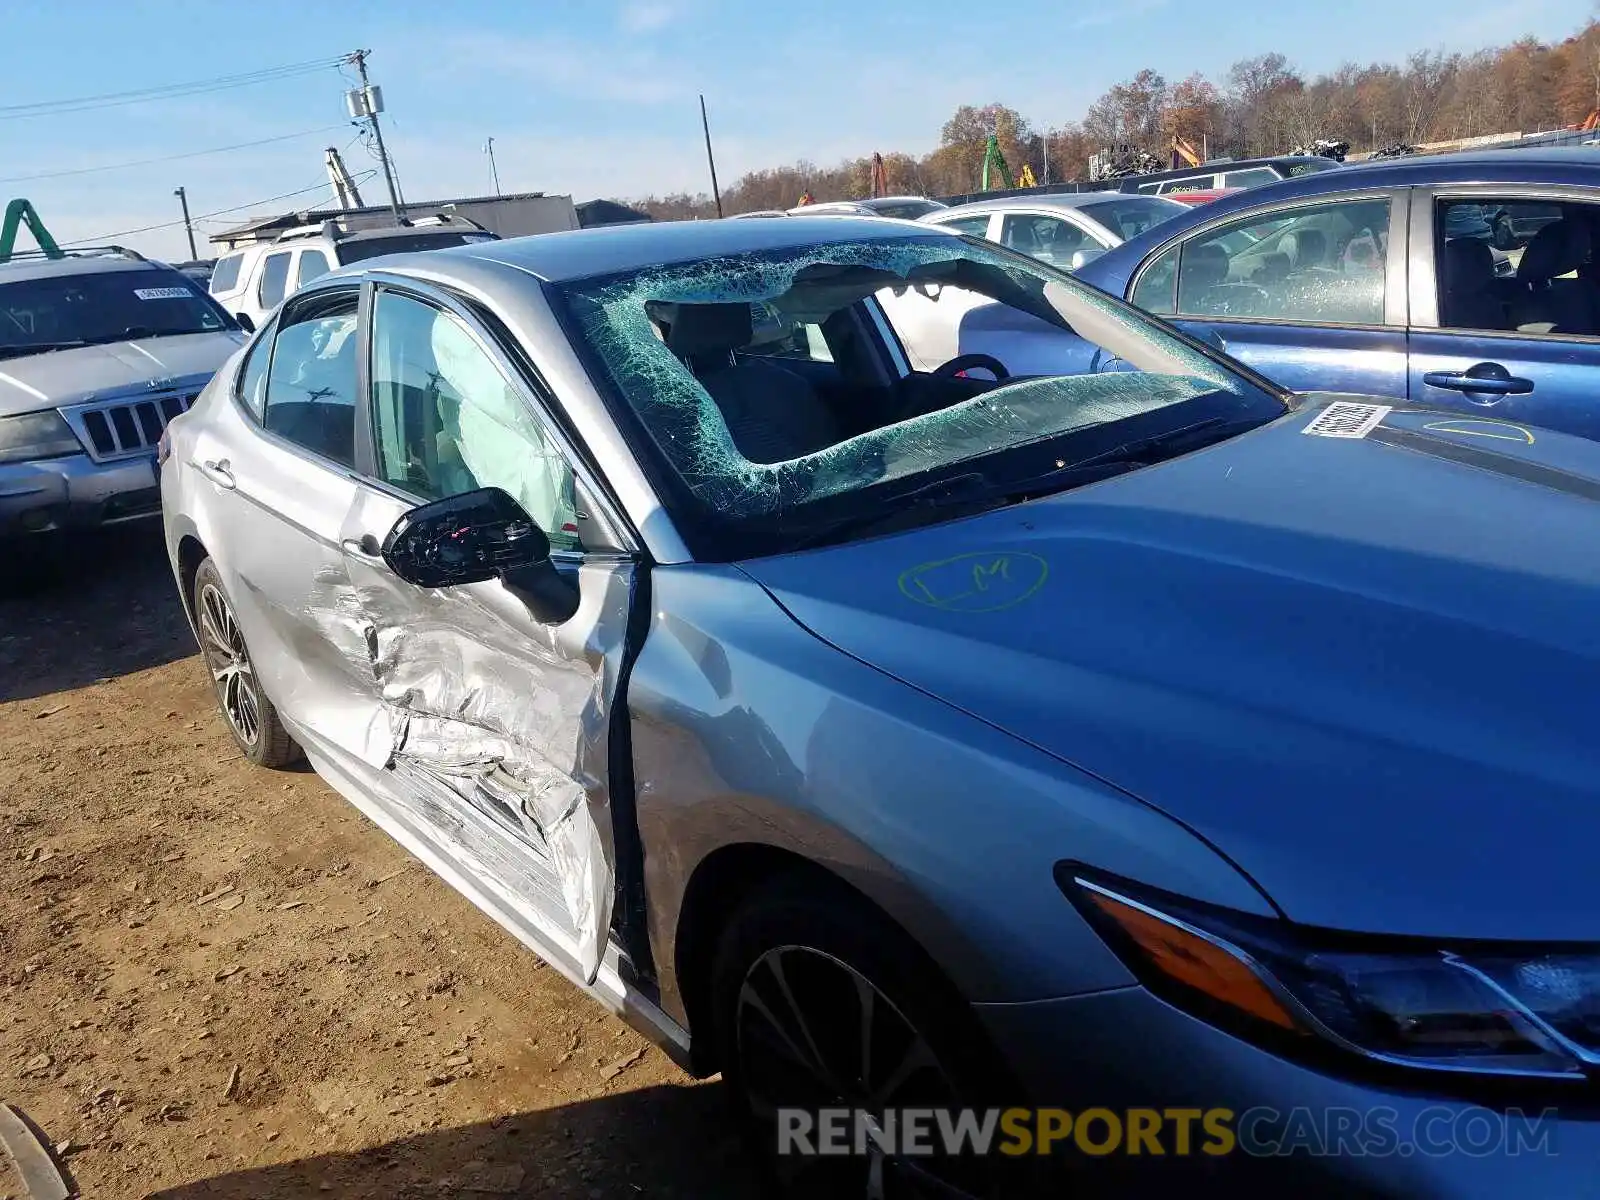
(0, 247, 245, 541)
(209, 213, 498, 331)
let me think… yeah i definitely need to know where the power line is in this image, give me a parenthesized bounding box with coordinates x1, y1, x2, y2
(0, 57, 345, 121)
(0, 125, 346, 185)
(62, 171, 378, 246)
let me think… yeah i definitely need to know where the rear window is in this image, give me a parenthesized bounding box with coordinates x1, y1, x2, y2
(871, 200, 945, 220)
(1285, 158, 1341, 177)
(1077, 196, 1188, 240)
(209, 253, 244, 294)
(334, 232, 495, 264)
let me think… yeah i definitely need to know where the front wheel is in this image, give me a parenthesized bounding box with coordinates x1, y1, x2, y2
(192, 557, 300, 768)
(711, 873, 1037, 1199)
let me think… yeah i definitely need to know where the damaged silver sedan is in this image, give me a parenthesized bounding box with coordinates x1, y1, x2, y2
(159, 217, 1600, 1198)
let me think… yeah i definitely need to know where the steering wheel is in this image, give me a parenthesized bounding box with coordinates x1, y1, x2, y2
(931, 353, 1010, 381)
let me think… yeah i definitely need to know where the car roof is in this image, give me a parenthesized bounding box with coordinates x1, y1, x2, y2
(927, 191, 1170, 217)
(370, 215, 958, 283)
(0, 254, 164, 283)
(861, 196, 944, 207)
(1118, 154, 1337, 184)
(338, 225, 492, 245)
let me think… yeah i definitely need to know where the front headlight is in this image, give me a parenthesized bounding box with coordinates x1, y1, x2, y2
(1061, 869, 1599, 1083)
(0, 410, 82, 464)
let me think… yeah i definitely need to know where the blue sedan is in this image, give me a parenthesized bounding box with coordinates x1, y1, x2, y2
(1077, 148, 1600, 439)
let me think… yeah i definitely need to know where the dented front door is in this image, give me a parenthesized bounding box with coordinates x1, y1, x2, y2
(324, 284, 636, 983)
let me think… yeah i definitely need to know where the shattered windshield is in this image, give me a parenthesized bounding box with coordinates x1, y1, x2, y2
(553, 234, 1282, 558)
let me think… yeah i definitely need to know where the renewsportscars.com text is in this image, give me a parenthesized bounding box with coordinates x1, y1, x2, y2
(777, 1106, 1560, 1159)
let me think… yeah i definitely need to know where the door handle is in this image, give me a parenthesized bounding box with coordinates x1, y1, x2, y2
(340, 533, 385, 565)
(1423, 364, 1533, 396)
(195, 458, 235, 489)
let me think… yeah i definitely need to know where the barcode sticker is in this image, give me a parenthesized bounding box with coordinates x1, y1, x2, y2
(1303, 401, 1392, 439)
(134, 287, 191, 300)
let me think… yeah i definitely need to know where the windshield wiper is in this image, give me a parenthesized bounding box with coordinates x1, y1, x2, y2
(1051, 415, 1253, 472)
(786, 462, 1138, 550)
(0, 339, 87, 360)
(785, 414, 1270, 552)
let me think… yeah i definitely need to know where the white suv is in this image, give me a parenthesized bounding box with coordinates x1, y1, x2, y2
(209, 214, 498, 330)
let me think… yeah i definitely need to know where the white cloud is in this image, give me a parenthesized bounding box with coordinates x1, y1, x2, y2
(619, 1, 683, 33)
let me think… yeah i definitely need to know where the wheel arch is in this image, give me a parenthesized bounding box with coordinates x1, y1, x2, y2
(175, 532, 209, 633)
(672, 841, 985, 1078)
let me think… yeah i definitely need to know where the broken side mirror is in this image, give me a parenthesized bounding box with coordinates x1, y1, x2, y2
(381, 486, 579, 623)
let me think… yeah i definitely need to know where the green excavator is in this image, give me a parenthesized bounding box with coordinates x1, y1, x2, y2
(0, 199, 63, 263)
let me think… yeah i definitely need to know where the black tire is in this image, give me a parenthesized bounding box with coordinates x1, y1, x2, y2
(191, 557, 300, 768)
(711, 871, 1042, 1199)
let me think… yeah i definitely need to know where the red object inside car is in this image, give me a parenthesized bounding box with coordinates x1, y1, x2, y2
(1166, 188, 1241, 206)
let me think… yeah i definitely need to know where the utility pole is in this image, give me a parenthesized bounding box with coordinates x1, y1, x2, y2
(699, 94, 723, 218)
(348, 49, 403, 221)
(485, 136, 501, 196)
(173, 187, 197, 260)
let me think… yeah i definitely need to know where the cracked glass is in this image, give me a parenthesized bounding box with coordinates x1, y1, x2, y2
(553, 234, 1277, 556)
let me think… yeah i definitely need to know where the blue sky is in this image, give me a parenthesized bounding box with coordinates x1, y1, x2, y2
(0, 0, 1590, 260)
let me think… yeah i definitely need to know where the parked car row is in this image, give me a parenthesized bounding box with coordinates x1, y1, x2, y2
(0, 217, 501, 545)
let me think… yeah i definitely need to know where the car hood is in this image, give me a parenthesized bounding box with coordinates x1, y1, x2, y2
(741, 399, 1600, 942)
(0, 331, 244, 416)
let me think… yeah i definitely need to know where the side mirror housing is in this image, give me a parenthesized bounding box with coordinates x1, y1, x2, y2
(381, 486, 580, 622)
(235, 312, 255, 333)
(1069, 248, 1108, 272)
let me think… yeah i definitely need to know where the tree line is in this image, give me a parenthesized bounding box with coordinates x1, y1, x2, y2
(626, 17, 1600, 219)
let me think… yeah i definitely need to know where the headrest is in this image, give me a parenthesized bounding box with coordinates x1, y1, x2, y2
(1292, 228, 1326, 264)
(1184, 243, 1228, 287)
(665, 303, 753, 355)
(1256, 251, 1291, 281)
(1442, 237, 1494, 287)
(1518, 218, 1588, 283)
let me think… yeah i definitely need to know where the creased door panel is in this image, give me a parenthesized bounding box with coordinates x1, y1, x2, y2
(337, 484, 632, 983)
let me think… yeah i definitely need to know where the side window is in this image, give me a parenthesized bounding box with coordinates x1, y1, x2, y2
(368, 290, 582, 551)
(257, 252, 293, 309)
(209, 252, 244, 295)
(296, 250, 332, 288)
(1172, 198, 1390, 325)
(939, 214, 993, 237)
(261, 293, 359, 466)
(1435, 198, 1588, 334)
(1221, 168, 1281, 189)
(1131, 243, 1179, 315)
(1000, 214, 1091, 267)
(235, 318, 276, 419)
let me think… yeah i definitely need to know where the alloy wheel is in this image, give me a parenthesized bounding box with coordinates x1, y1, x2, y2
(197, 582, 261, 749)
(736, 945, 995, 1199)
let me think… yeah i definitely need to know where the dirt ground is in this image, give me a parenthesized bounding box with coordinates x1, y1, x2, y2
(0, 528, 754, 1199)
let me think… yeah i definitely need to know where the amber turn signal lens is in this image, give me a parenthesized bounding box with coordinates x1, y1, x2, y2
(1087, 891, 1304, 1032)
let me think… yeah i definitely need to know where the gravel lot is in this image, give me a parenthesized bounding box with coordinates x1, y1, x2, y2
(0, 528, 751, 1199)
